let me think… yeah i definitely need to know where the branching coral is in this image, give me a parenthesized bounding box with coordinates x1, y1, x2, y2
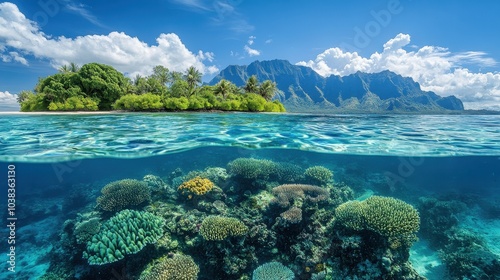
(83, 209, 164, 265)
(335, 196, 420, 238)
(252, 261, 295, 280)
(178, 176, 214, 196)
(271, 184, 330, 208)
(74, 217, 101, 244)
(227, 158, 277, 180)
(304, 166, 333, 185)
(96, 179, 151, 212)
(139, 255, 199, 280)
(280, 206, 302, 224)
(199, 215, 248, 241)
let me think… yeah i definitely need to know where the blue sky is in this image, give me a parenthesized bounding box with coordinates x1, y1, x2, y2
(1, 0, 500, 110)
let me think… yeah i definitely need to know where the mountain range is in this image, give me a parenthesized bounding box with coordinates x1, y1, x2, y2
(209, 59, 464, 113)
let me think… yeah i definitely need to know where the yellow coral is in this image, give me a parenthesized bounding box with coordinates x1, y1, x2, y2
(178, 176, 214, 196)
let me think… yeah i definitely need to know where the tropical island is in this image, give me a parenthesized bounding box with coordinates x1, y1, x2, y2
(17, 62, 286, 113)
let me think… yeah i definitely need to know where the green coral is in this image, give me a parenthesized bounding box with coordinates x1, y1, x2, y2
(96, 179, 151, 212)
(74, 217, 101, 244)
(274, 162, 304, 183)
(227, 158, 277, 180)
(252, 261, 295, 280)
(334, 200, 366, 231)
(139, 255, 199, 280)
(335, 196, 420, 238)
(83, 209, 164, 265)
(304, 166, 333, 185)
(199, 215, 248, 241)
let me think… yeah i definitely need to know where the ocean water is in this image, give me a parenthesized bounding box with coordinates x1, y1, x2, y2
(0, 113, 499, 280)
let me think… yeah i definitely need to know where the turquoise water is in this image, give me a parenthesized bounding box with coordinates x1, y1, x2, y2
(0, 113, 499, 279)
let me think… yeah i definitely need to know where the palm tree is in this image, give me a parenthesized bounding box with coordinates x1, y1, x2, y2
(152, 65, 170, 85)
(58, 64, 71, 73)
(58, 62, 80, 73)
(184, 66, 202, 96)
(258, 80, 277, 101)
(69, 62, 80, 72)
(214, 79, 232, 99)
(244, 75, 259, 93)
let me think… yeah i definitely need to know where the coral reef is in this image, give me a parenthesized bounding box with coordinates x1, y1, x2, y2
(304, 166, 333, 185)
(96, 179, 151, 212)
(227, 158, 276, 180)
(42, 156, 434, 280)
(336, 196, 420, 239)
(178, 176, 214, 196)
(280, 206, 302, 224)
(139, 254, 199, 280)
(83, 209, 165, 265)
(252, 261, 295, 280)
(439, 228, 500, 279)
(271, 184, 330, 208)
(199, 215, 248, 241)
(418, 196, 500, 279)
(74, 217, 101, 245)
(143, 174, 167, 190)
(274, 162, 304, 183)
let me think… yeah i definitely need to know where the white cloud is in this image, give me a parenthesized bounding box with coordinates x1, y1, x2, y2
(265, 39, 272, 44)
(0, 91, 19, 111)
(0, 2, 218, 77)
(248, 36, 256, 45)
(244, 45, 260, 57)
(297, 33, 500, 110)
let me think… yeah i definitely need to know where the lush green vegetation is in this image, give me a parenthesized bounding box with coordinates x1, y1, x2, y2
(18, 63, 285, 112)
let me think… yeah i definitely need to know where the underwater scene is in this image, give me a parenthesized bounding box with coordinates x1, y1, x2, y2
(1, 113, 499, 280)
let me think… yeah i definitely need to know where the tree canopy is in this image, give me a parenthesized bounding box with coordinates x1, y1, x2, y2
(18, 62, 286, 113)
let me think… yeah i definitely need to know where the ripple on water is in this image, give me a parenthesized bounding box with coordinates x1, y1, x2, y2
(0, 113, 499, 162)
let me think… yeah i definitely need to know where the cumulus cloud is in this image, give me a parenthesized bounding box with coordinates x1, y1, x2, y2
(297, 33, 500, 110)
(0, 2, 218, 76)
(0, 91, 19, 111)
(244, 45, 260, 57)
(242, 35, 260, 57)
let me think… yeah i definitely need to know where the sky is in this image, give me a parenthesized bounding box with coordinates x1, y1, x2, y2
(1, 0, 500, 111)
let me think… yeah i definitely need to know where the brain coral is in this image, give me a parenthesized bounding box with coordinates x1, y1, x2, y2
(139, 255, 199, 280)
(335, 196, 420, 238)
(252, 261, 295, 280)
(96, 179, 151, 212)
(83, 209, 165, 265)
(178, 176, 214, 196)
(199, 215, 248, 241)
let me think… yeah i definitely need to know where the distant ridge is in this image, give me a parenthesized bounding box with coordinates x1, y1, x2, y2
(209, 59, 464, 113)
